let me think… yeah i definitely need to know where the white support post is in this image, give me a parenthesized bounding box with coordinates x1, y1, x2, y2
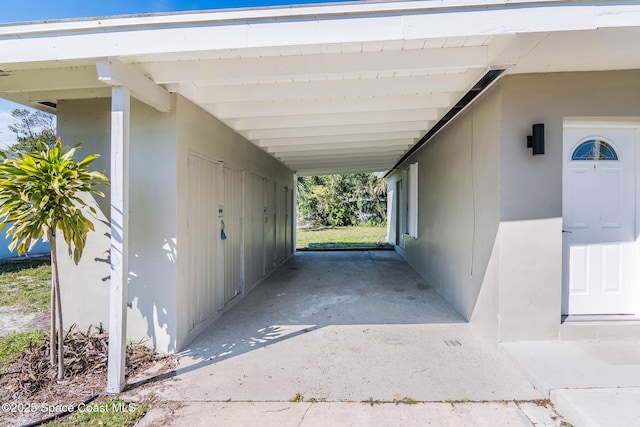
(293, 173, 297, 254)
(106, 86, 130, 393)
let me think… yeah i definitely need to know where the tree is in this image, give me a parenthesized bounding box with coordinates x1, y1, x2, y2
(8, 108, 57, 152)
(0, 139, 109, 380)
(297, 173, 387, 227)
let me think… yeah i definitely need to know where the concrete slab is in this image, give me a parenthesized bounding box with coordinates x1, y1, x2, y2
(136, 401, 563, 427)
(502, 341, 640, 396)
(145, 252, 540, 403)
(128, 252, 562, 425)
(504, 341, 640, 427)
(551, 388, 640, 427)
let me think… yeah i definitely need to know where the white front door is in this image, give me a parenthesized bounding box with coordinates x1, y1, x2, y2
(562, 124, 638, 315)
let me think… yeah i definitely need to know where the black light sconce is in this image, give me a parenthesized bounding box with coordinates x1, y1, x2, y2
(526, 123, 545, 155)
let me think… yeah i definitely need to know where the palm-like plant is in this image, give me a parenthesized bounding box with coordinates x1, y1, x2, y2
(0, 139, 109, 380)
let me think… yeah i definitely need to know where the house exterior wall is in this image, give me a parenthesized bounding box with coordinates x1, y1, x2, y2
(498, 70, 640, 341)
(389, 69, 640, 343)
(388, 86, 502, 342)
(0, 234, 49, 259)
(174, 94, 294, 350)
(57, 97, 179, 351)
(57, 94, 294, 353)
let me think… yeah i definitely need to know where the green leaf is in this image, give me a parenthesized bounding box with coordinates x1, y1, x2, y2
(0, 137, 109, 264)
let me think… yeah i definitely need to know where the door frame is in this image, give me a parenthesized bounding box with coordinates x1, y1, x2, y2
(562, 119, 640, 317)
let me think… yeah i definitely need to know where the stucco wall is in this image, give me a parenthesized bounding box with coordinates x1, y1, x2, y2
(174, 94, 294, 349)
(498, 70, 640, 341)
(58, 96, 294, 351)
(57, 94, 293, 353)
(388, 86, 502, 341)
(389, 69, 640, 343)
(57, 97, 178, 351)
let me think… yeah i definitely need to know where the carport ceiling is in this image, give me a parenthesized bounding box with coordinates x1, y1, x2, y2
(0, 1, 639, 176)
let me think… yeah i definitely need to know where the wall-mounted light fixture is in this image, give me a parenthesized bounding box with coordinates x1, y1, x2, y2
(526, 123, 545, 155)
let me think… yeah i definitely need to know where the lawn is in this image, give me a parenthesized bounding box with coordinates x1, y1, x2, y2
(0, 256, 157, 427)
(0, 256, 51, 367)
(0, 255, 51, 312)
(296, 226, 389, 249)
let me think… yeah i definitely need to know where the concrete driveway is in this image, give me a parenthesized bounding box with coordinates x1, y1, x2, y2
(133, 251, 562, 425)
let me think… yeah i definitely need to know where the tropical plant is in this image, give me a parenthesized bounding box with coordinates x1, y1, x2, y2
(0, 138, 109, 380)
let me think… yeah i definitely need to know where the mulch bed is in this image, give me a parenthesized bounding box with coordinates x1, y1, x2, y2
(0, 325, 176, 426)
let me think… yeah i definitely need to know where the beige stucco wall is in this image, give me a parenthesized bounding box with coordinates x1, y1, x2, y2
(391, 69, 640, 343)
(57, 97, 179, 351)
(388, 86, 502, 342)
(498, 70, 640, 341)
(57, 94, 294, 352)
(174, 94, 294, 349)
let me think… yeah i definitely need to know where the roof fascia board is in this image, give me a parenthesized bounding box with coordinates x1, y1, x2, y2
(0, 1, 580, 35)
(0, 3, 638, 65)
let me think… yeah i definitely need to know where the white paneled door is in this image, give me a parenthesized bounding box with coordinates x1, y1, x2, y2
(222, 165, 244, 305)
(562, 124, 638, 315)
(187, 153, 218, 331)
(246, 174, 265, 287)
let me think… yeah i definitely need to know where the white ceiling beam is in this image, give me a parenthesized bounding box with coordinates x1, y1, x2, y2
(261, 133, 419, 149)
(0, 92, 58, 113)
(288, 161, 396, 171)
(270, 145, 408, 157)
(278, 151, 405, 162)
(96, 58, 171, 113)
(213, 93, 454, 118)
(297, 166, 390, 176)
(249, 121, 429, 140)
(0, 66, 100, 92)
(262, 139, 413, 151)
(233, 109, 440, 131)
(190, 73, 467, 103)
(16, 88, 112, 102)
(288, 159, 396, 170)
(287, 162, 400, 171)
(488, 33, 550, 68)
(148, 47, 488, 85)
(284, 148, 405, 163)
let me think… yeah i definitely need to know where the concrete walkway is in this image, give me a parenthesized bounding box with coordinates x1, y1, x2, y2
(504, 340, 640, 427)
(130, 251, 566, 426)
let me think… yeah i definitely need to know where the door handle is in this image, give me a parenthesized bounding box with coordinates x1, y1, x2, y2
(562, 230, 573, 233)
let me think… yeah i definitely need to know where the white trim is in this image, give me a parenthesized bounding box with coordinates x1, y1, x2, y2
(106, 86, 130, 394)
(0, 1, 592, 35)
(407, 162, 419, 239)
(1, 3, 638, 64)
(96, 58, 171, 113)
(563, 120, 640, 129)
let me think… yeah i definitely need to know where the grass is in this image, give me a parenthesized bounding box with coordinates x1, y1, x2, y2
(289, 392, 305, 403)
(47, 397, 149, 427)
(296, 226, 388, 249)
(0, 255, 51, 312)
(362, 396, 419, 406)
(0, 329, 47, 365)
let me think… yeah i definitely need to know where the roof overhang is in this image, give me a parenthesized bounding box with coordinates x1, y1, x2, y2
(1, 0, 639, 175)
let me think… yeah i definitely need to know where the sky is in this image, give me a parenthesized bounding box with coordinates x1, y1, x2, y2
(0, 0, 353, 149)
(0, 0, 348, 24)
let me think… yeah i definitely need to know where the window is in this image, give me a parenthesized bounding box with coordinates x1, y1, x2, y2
(571, 139, 618, 161)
